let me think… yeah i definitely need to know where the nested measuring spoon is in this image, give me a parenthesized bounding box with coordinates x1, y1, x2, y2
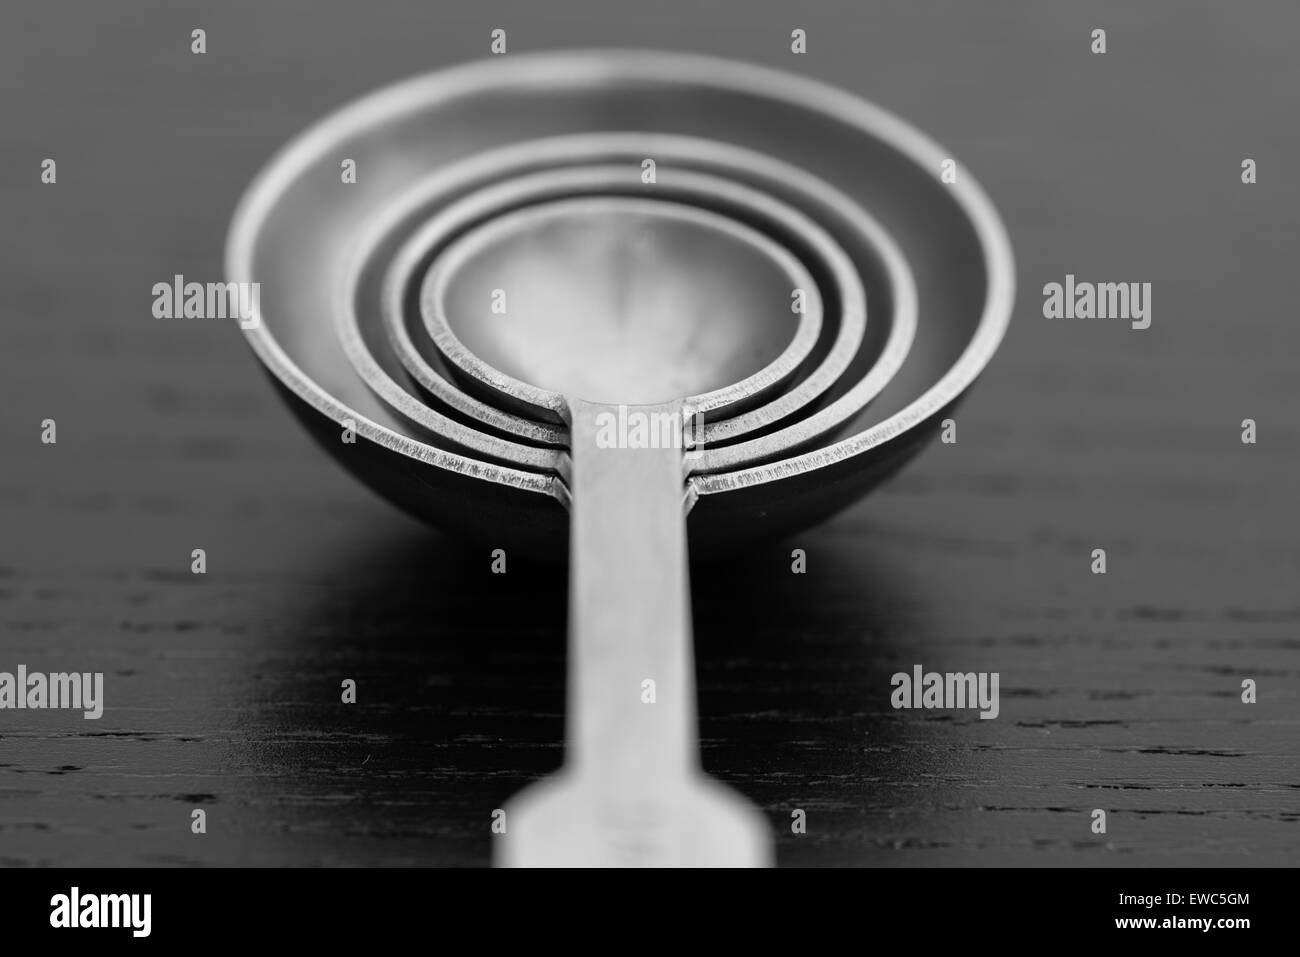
(341, 131, 913, 467)
(375, 154, 874, 455)
(414, 194, 891, 868)
(226, 49, 1014, 866)
(330, 141, 911, 867)
(226, 51, 1005, 558)
(353, 154, 911, 867)
(337, 164, 836, 470)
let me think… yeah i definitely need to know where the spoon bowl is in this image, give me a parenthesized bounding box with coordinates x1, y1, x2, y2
(372, 152, 882, 453)
(225, 49, 1016, 866)
(434, 196, 816, 408)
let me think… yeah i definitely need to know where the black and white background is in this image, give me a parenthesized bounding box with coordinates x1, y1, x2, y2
(1, 0, 1297, 883)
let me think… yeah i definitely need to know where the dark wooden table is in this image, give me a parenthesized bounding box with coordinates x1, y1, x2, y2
(2, 0, 1296, 866)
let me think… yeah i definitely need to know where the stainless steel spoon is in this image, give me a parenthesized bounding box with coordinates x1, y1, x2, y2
(419, 195, 834, 865)
(225, 49, 1015, 865)
(334, 163, 835, 470)
(379, 159, 869, 450)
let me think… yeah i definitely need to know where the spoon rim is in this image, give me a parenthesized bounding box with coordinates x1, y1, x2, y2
(226, 48, 1013, 500)
(371, 139, 878, 456)
(420, 193, 823, 417)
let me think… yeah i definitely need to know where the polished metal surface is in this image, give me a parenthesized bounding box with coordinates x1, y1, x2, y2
(426, 196, 820, 409)
(412, 189, 842, 867)
(225, 48, 1016, 866)
(355, 132, 909, 457)
(226, 51, 1012, 554)
(337, 163, 828, 468)
(378, 155, 873, 447)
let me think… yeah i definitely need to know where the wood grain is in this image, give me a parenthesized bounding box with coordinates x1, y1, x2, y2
(1, 0, 1296, 866)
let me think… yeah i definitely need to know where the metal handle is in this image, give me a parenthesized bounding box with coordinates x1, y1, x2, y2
(496, 398, 772, 867)
(566, 398, 697, 787)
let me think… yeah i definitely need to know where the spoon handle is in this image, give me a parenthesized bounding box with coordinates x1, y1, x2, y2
(566, 398, 698, 784)
(496, 398, 771, 867)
